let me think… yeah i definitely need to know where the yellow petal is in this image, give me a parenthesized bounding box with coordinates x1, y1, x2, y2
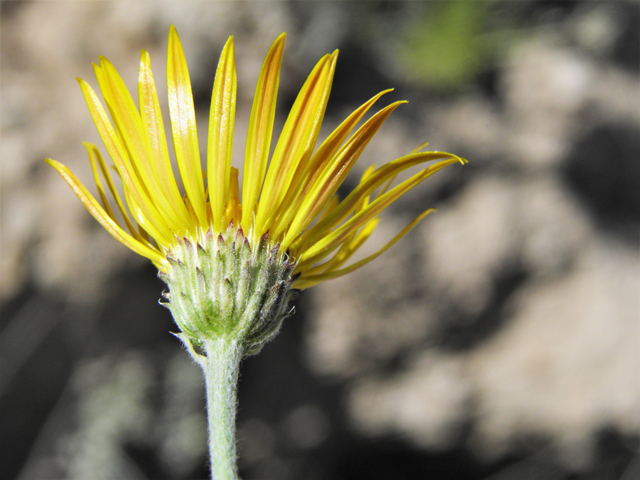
(268, 90, 392, 240)
(46, 159, 165, 264)
(294, 209, 434, 289)
(96, 57, 187, 232)
(298, 90, 393, 193)
(167, 25, 207, 226)
(297, 156, 465, 266)
(295, 167, 376, 276)
(282, 101, 406, 246)
(292, 153, 464, 253)
(223, 167, 242, 227)
(78, 77, 172, 241)
(123, 183, 173, 248)
(318, 194, 340, 223)
(300, 217, 379, 278)
(208, 36, 237, 231)
(84, 142, 140, 241)
(85, 143, 118, 222)
(241, 33, 286, 233)
(138, 49, 192, 229)
(255, 51, 338, 234)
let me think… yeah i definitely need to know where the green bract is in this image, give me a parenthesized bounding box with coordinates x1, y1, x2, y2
(160, 224, 297, 356)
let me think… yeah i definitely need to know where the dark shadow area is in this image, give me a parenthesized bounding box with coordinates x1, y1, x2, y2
(562, 122, 640, 246)
(436, 263, 529, 353)
(326, 39, 396, 115)
(0, 291, 71, 480)
(592, 427, 640, 480)
(611, 2, 640, 73)
(330, 438, 487, 480)
(0, 0, 25, 20)
(0, 264, 178, 480)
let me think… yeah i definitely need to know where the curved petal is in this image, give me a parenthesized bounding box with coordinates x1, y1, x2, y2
(270, 90, 393, 240)
(46, 159, 165, 264)
(293, 208, 434, 289)
(300, 217, 379, 278)
(291, 153, 465, 253)
(296, 157, 465, 266)
(281, 101, 406, 246)
(83, 142, 141, 241)
(78, 77, 172, 241)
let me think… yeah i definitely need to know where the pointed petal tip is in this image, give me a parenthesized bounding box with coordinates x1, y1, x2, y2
(97, 55, 111, 68)
(168, 25, 181, 44)
(270, 32, 286, 49)
(221, 35, 235, 51)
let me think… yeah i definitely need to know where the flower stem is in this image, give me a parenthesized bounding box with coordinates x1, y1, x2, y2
(200, 336, 244, 480)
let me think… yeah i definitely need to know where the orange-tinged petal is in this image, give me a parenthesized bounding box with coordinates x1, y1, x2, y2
(46, 159, 165, 264)
(282, 101, 406, 246)
(296, 157, 464, 266)
(208, 37, 237, 231)
(283, 90, 393, 207)
(295, 166, 377, 276)
(241, 33, 285, 233)
(255, 51, 337, 233)
(224, 167, 242, 227)
(293, 208, 434, 289)
(269, 90, 392, 240)
(291, 153, 464, 253)
(300, 217, 379, 278)
(167, 25, 207, 226)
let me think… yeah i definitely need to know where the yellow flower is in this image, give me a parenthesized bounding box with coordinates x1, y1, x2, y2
(46, 26, 464, 290)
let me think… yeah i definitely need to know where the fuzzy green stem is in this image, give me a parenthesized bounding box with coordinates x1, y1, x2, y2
(200, 337, 244, 480)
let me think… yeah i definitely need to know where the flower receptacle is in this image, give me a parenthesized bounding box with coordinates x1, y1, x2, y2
(159, 224, 297, 357)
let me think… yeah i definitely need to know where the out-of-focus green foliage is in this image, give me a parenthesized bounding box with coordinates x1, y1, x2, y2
(400, 0, 496, 89)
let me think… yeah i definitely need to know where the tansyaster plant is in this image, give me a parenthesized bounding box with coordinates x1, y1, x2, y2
(47, 26, 465, 479)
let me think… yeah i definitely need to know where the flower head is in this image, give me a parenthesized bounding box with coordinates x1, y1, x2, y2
(47, 26, 464, 289)
(47, 27, 464, 351)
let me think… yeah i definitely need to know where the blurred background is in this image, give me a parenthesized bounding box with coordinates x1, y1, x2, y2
(1, 1, 638, 479)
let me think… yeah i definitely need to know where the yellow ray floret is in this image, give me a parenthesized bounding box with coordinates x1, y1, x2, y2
(46, 26, 466, 289)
